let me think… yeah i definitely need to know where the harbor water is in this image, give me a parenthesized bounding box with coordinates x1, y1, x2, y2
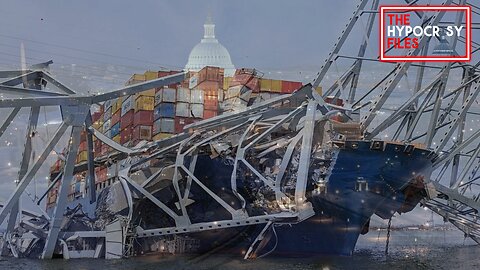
(1, 229, 478, 269)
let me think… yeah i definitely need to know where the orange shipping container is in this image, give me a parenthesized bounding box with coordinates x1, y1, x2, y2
(204, 96, 218, 111)
(203, 110, 217, 119)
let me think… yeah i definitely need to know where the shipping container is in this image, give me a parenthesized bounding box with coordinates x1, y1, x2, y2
(154, 89, 163, 106)
(154, 118, 175, 134)
(161, 88, 176, 103)
(204, 95, 218, 111)
(133, 110, 154, 127)
(230, 73, 260, 92)
(111, 122, 120, 137)
(111, 98, 119, 113)
(126, 74, 146, 86)
(104, 100, 113, 110)
(113, 134, 120, 144)
(133, 125, 152, 141)
(174, 117, 195, 133)
(144, 71, 158, 81)
(92, 118, 103, 130)
(218, 89, 224, 102)
(190, 89, 204, 104)
(104, 129, 111, 139)
(134, 88, 155, 98)
(121, 96, 134, 116)
(79, 141, 87, 152)
(92, 111, 102, 122)
(225, 85, 251, 101)
(120, 127, 133, 144)
(176, 87, 190, 103)
(111, 110, 121, 125)
(175, 102, 190, 117)
(281, 81, 302, 94)
(156, 102, 175, 118)
(223, 77, 232, 90)
(203, 110, 217, 119)
(190, 104, 204, 118)
(120, 110, 134, 130)
(103, 119, 111, 132)
(103, 107, 112, 121)
(198, 66, 224, 85)
(158, 70, 182, 88)
(135, 96, 154, 111)
(260, 79, 282, 93)
(153, 133, 173, 141)
(77, 151, 88, 163)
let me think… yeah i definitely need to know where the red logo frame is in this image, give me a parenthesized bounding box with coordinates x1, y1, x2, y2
(380, 6, 471, 62)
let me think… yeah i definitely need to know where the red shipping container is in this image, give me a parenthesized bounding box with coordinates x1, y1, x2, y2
(80, 129, 87, 142)
(79, 141, 87, 152)
(120, 110, 134, 130)
(158, 70, 182, 88)
(133, 125, 152, 141)
(133, 110, 154, 127)
(230, 73, 260, 92)
(204, 96, 218, 111)
(111, 110, 121, 125)
(94, 140, 102, 157)
(120, 127, 133, 144)
(92, 111, 102, 122)
(203, 110, 217, 119)
(174, 117, 195, 133)
(281, 81, 303, 94)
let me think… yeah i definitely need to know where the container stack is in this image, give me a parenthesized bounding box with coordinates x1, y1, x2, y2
(223, 68, 260, 112)
(195, 66, 223, 119)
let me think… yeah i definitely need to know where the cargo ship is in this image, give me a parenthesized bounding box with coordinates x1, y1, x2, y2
(34, 66, 435, 259)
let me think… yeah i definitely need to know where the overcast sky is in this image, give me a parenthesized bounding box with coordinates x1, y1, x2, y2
(0, 0, 474, 229)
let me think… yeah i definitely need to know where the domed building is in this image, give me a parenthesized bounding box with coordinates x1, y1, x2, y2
(185, 16, 235, 76)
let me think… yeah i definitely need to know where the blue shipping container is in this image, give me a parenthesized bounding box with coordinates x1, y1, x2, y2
(158, 103, 175, 118)
(111, 122, 120, 137)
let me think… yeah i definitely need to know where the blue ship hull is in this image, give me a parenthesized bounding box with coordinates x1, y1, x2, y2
(55, 140, 434, 257)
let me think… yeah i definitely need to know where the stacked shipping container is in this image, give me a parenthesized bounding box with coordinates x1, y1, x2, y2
(47, 67, 307, 208)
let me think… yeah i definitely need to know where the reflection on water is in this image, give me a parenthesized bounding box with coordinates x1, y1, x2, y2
(0, 230, 479, 270)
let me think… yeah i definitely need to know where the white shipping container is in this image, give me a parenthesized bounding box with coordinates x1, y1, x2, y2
(218, 89, 224, 102)
(104, 129, 111, 138)
(190, 104, 204, 118)
(162, 88, 176, 103)
(153, 118, 161, 135)
(176, 87, 190, 103)
(104, 99, 113, 109)
(176, 102, 190, 117)
(190, 89, 204, 104)
(103, 119, 111, 132)
(225, 85, 242, 100)
(160, 118, 175, 133)
(103, 107, 112, 121)
(154, 90, 163, 106)
(121, 96, 134, 116)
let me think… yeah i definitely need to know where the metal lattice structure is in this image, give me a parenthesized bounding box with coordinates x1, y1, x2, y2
(0, 0, 479, 259)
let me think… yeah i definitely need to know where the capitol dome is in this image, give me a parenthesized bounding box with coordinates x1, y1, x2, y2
(185, 16, 235, 76)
